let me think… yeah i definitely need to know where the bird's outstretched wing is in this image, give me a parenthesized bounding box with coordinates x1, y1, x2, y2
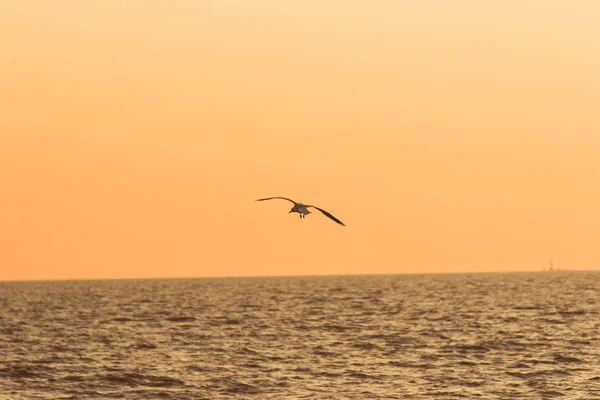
(309, 206, 346, 226)
(256, 197, 297, 205)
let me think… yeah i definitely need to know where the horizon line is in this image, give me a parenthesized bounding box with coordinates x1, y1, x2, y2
(1, 268, 596, 283)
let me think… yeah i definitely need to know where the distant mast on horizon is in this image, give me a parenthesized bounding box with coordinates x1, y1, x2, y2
(543, 257, 564, 271)
(549, 257, 554, 271)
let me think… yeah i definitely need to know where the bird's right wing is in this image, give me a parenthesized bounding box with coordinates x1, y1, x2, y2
(309, 206, 346, 226)
(255, 197, 297, 204)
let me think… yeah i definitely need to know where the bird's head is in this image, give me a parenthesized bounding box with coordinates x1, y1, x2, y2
(288, 208, 294, 213)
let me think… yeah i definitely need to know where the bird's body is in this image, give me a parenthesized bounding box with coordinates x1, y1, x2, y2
(256, 197, 345, 226)
(291, 203, 311, 217)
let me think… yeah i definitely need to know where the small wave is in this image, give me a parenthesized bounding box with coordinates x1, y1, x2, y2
(240, 347, 261, 355)
(238, 362, 262, 369)
(166, 316, 196, 322)
(313, 349, 337, 357)
(222, 318, 242, 325)
(507, 362, 531, 369)
(100, 372, 185, 387)
(131, 341, 158, 350)
(541, 318, 567, 324)
(350, 342, 384, 351)
(456, 360, 479, 366)
(186, 365, 212, 373)
(553, 354, 583, 363)
(513, 305, 542, 310)
(506, 369, 570, 379)
(442, 344, 491, 353)
(427, 315, 451, 321)
(59, 374, 86, 382)
(388, 361, 434, 370)
(322, 324, 349, 332)
(110, 317, 135, 322)
(0, 326, 24, 335)
(0, 364, 53, 379)
(32, 356, 63, 365)
(238, 303, 260, 309)
(206, 317, 243, 326)
(458, 379, 484, 387)
(423, 390, 469, 398)
(483, 340, 528, 351)
(558, 310, 585, 316)
(346, 371, 382, 380)
(132, 312, 157, 320)
(539, 390, 565, 397)
(205, 377, 261, 394)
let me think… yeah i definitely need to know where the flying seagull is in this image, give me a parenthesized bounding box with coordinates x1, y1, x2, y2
(256, 197, 345, 226)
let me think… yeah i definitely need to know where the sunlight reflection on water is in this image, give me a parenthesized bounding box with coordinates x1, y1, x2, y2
(0, 271, 599, 399)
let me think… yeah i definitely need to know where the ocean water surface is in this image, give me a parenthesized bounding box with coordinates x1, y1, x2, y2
(0, 272, 599, 399)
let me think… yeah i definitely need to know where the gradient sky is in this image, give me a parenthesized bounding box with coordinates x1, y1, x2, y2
(1, 1, 599, 280)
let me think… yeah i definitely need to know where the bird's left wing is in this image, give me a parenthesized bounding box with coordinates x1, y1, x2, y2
(255, 197, 296, 204)
(308, 206, 346, 226)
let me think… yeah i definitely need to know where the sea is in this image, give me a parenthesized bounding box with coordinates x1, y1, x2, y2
(0, 271, 599, 399)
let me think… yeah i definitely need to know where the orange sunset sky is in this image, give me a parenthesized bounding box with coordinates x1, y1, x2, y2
(1, 1, 599, 281)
